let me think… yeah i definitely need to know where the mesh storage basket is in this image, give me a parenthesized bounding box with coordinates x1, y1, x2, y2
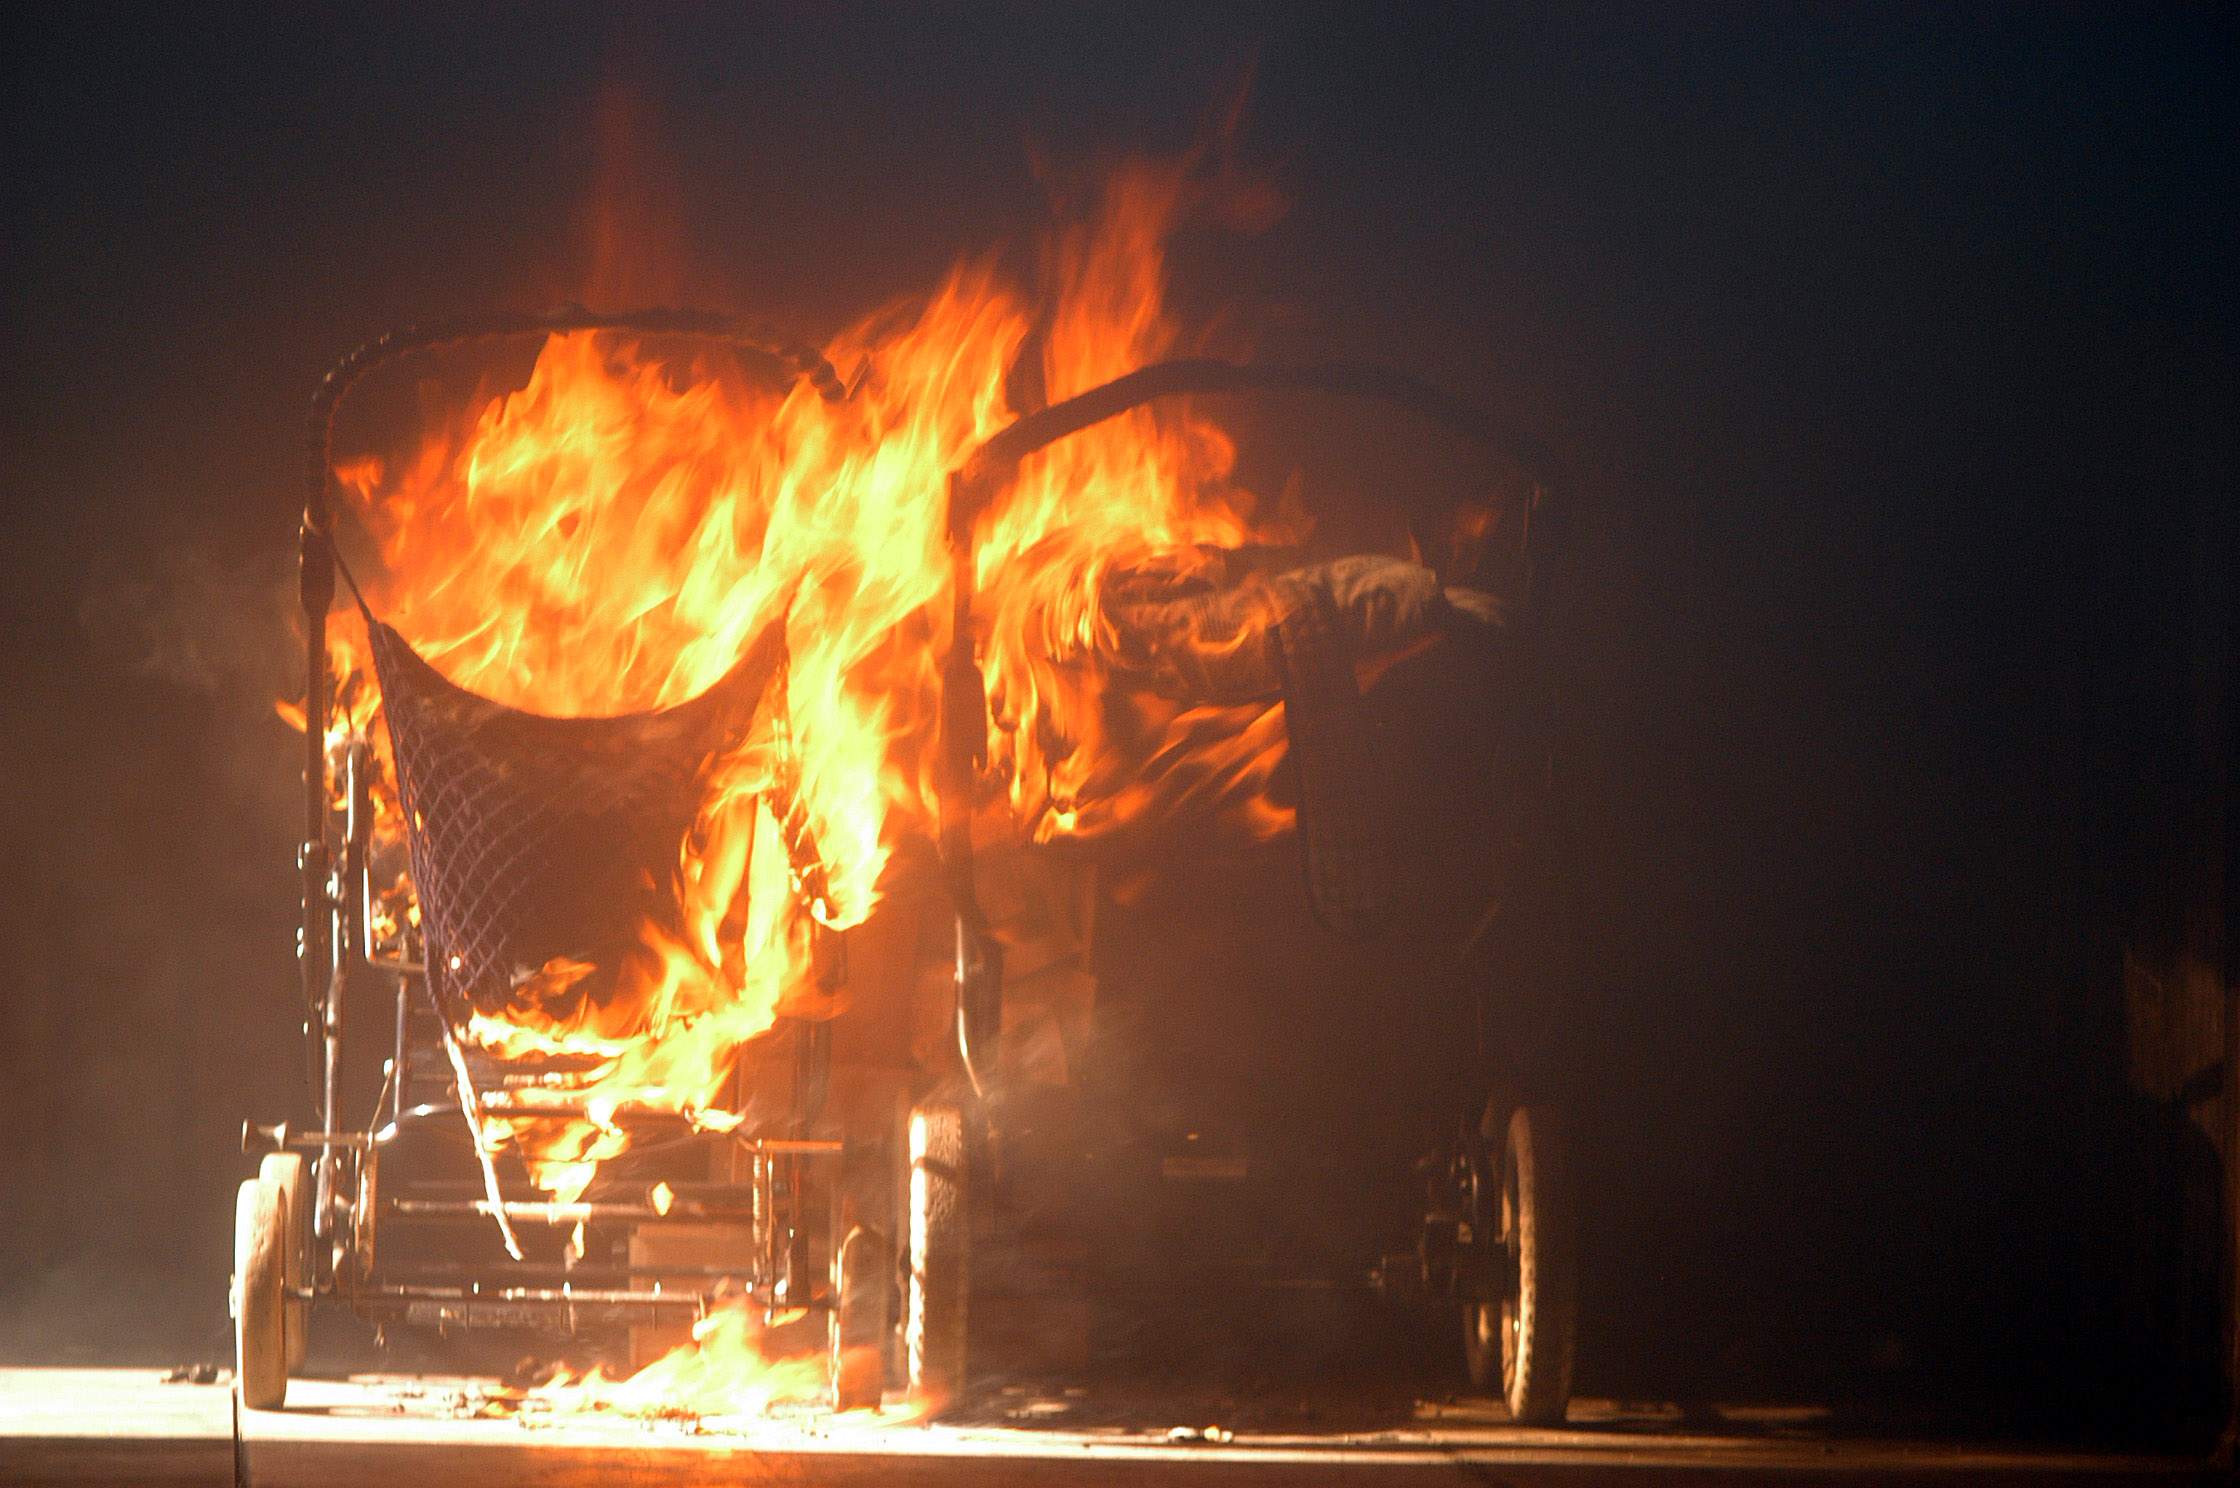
(367, 620, 782, 1017)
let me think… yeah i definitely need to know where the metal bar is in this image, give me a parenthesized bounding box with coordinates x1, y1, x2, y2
(469, 1093, 844, 1147)
(347, 1288, 832, 1330)
(475, 1095, 705, 1120)
(355, 1284, 831, 1310)
(299, 524, 331, 1098)
(937, 475, 1003, 1104)
(347, 738, 371, 963)
(317, 742, 366, 1243)
(245, 1129, 845, 1164)
(374, 1298, 693, 1330)
(387, 1199, 753, 1225)
(780, 1150, 809, 1306)
(364, 1285, 741, 1306)
(390, 974, 409, 1130)
(953, 358, 1560, 514)
(375, 1261, 764, 1283)
(427, 991, 523, 1260)
(755, 1147, 776, 1314)
(247, 1120, 381, 1153)
(317, 952, 343, 1242)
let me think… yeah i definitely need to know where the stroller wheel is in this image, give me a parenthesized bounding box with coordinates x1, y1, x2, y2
(258, 1153, 310, 1374)
(233, 1178, 288, 1410)
(1462, 1103, 1576, 1425)
(906, 1103, 967, 1409)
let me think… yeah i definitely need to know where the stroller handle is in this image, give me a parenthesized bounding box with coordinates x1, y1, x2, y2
(292, 309, 845, 1045)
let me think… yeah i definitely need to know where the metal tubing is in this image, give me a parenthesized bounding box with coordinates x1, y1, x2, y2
(756, 1148, 777, 1313)
(316, 744, 363, 1244)
(348, 738, 371, 961)
(390, 976, 409, 1130)
(387, 1199, 753, 1225)
(938, 475, 1004, 1099)
(276, 1132, 374, 1150)
(299, 526, 331, 1101)
(364, 1285, 762, 1307)
(430, 1001, 524, 1260)
(474, 1092, 724, 1121)
(950, 358, 1559, 522)
(389, 1261, 764, 1283)
(348, 1287, 832, 1330)
(317, 957, 343, 1243)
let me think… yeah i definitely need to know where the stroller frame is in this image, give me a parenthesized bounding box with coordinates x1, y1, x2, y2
(234, 313, 867, 1412)
(236, 305, 1566, 1416)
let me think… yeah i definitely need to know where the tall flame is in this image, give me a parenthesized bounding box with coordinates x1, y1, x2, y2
(324, 159, 1291, 1209)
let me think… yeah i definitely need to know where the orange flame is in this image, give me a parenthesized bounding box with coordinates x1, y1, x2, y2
(525, 1304, 839, 1423)
(318, 158, 1294, 1222)
(288, 152, 1334, 1420)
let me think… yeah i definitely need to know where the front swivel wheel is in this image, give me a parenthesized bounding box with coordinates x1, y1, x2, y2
(1462, 1103, 1575, 1425)
(232, 1177, 288, 1410)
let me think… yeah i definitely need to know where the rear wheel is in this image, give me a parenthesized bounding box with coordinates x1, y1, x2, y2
(233, 1178, 287, 1410)
(906, 1103, 967, 1407)
(1462, 1104, 1575, 1425)
(258, 1153, 310, 1374)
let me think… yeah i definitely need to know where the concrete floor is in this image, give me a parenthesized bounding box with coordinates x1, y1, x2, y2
(0, 1368, 2220, 1487)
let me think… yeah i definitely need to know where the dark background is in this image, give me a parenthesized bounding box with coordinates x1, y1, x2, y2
(2, 1, 2232, 1447)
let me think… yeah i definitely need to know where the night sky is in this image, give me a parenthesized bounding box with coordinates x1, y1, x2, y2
(2, 3, 2232, 1438)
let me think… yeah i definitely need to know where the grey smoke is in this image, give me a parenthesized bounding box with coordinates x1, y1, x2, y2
(77, 543, 303, 707)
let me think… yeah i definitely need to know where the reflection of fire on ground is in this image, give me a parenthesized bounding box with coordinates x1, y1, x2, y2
(295, 149, 1527, 1425)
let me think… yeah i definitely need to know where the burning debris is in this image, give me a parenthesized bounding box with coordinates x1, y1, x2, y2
(518, 1304, 837, 1426)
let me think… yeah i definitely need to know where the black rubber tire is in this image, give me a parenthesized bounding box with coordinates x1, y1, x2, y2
(906, 1103, 967, 1406)
(258, 1153, 310, 1375)
(233, 1178, 288, 1411)
(1462, 1103, 1576, 1425)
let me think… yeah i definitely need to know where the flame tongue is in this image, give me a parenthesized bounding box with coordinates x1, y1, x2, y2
(526, 1304, 836, 1422)
(338, 158, 1285, 1139)
(323, 156, 1308, 1410)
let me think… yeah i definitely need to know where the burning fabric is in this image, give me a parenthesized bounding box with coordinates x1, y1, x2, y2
(367, 616, 787, 1021)
(249, 152, 1542, 1424)
(312, 157, 1523, 1191)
